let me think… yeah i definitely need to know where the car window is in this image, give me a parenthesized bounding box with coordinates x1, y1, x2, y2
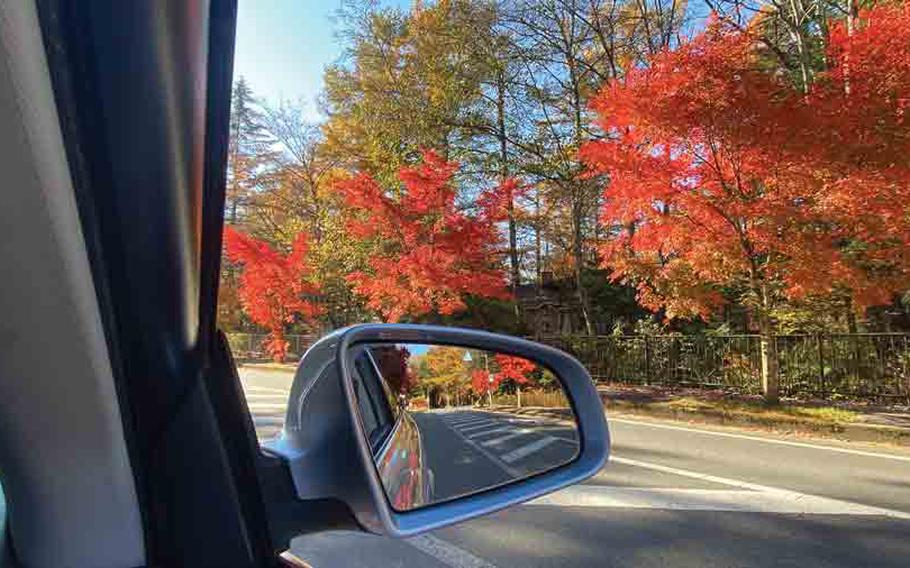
(351, 362, 380, 446)
(364, 349, 401, 421)
(353, 350, 395, 450)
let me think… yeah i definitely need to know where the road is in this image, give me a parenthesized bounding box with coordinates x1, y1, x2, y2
(240, 366, 910, 567)
(410, 409, 579, 504)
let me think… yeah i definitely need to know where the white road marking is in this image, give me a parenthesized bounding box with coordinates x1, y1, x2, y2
(610, 417, 910, 463)
(529, 485, 910, 518)
(481, 430, 531, 447)
(445, 413, 490, 420)
(240, 385, 290, 395)
(501, 436, 558, 463)
(458, 421, 503, 433)
(243, 393, 288, 400)
(406, 534, 498, 568)
(594, 456, 910, 519)
(448, 418, 494, 427)
(437, 415, 522, 478)
(246, 403, 289, 412)
(467, 426, 516, 439)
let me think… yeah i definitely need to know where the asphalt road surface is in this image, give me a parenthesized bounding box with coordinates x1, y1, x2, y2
(410, 409, 579, 504)
(240, 366, 910, 568)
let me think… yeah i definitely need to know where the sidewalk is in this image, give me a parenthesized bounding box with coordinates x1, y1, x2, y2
(602, 385, 910, 446)
(236, 361, 298, 373)
(491, 385, 910, 447)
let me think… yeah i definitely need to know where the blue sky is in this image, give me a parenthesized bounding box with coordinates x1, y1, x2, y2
(233, 1, 711, 121)
(234, 0, 410, 120)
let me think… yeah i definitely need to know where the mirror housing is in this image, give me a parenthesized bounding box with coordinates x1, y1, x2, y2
(263, 324, 610, 537)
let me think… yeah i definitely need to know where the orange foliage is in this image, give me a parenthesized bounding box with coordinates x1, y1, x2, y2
(223, 227, 321, 361)
(581, 5, 910, 320)
(337, 150, 510, 322)
(471, 369, 498, 395)
(494, 354, 537, 386)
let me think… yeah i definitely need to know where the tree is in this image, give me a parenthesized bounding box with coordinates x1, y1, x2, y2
(421, 346, 472, 406)
(247, 101, 374, 329)
(505, 0, 690, 333)
(227, 77, 274, 224)
(582, 6, 910, 402)
(494, 353, 537, 407)
(338, 150, 510, 322)
(371, 345, 416, 395)
(220, 78, 275, 332)
(223, 227, 321, 362)
(322, 0, 494, 185)
(471, 368, 499, 401)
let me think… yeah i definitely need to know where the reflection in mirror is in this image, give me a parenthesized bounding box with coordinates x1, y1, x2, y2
(348, 343, 580, 512)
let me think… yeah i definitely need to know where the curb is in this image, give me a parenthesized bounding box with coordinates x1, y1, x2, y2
(490, 403, 910, 447)
(237, 362, 297, 373)
(605, 400, 910, 446)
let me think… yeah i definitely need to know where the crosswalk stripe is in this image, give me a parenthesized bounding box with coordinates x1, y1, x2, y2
(501, 436, 558, 463)
(481, 430, 531, 447)
(447, 419, 490, 427)
(244, 394, 288, 400)
(458, 421, 501, 433)
(241, 385, 290, 394)
(446, 416, 492, 425)
(467, 426, 515, 439)
(247, 403, 289, 412)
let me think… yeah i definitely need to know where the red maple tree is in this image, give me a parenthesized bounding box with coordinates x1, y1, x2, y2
(494, 354, 537, 386)
(581, 6, 910, 400)
(223, 227, 321, 362)
(470, 369, 498, 396)
(337, 150, 510, 322)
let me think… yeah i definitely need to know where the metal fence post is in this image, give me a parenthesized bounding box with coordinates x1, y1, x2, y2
(643, 336, 651, 385)
(817, 335, 825, 393)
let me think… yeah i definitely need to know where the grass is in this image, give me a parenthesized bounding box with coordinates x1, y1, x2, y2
(637, 396, 859, 425)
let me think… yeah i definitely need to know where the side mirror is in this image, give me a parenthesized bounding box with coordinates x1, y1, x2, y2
(264, 324, 609, 537)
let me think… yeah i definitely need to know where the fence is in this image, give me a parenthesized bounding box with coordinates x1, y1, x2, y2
(226, 333, 317, 363)
(227, 332, 910, 401)
(537, 334, 910, 400)
(492, 390, 570, 408)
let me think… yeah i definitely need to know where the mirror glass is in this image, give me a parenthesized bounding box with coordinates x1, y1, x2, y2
(348, 343, 580, 512)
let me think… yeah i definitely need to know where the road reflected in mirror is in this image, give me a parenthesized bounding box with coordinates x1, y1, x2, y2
(348, 343, 580, 512)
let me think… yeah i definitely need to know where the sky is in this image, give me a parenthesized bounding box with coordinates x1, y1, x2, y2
(233, 1, 712, 121)
(233, 0, 410, 121)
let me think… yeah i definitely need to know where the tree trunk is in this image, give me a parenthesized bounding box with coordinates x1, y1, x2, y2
(534, 189, 542, 292)
(758, 287, 780, 403)
(497, 71, 521, 323)
(567, 45, 594, 336)
(516, 385, 522, 409)
(572, 209, 594, 335)
(846, 296, 861, 380)
(844, 0, 858, 95)
(788, 0, 811, 94)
